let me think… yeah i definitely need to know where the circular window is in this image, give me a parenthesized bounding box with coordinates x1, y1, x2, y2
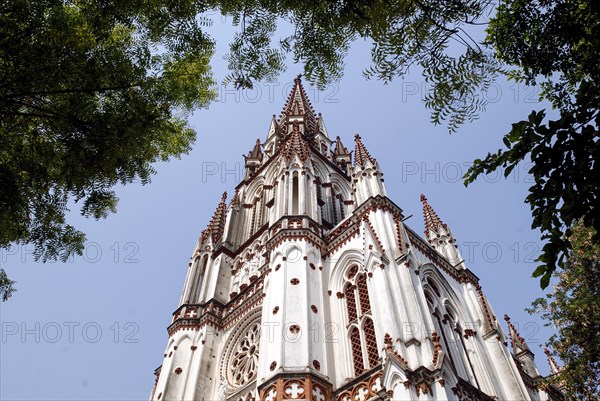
(226, 320, 261, 387)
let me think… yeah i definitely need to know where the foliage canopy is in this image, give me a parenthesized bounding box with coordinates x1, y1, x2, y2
(527, 222, 600, 400)
(0, 0, 216, 271)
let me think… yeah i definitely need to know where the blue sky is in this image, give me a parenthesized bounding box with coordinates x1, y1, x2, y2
(0, 16, 555, 401)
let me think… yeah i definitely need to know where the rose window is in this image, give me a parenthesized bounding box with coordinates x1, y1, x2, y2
(229, 321, 261, 386)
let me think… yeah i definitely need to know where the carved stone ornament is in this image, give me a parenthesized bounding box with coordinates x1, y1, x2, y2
(227, 321, 261, 388)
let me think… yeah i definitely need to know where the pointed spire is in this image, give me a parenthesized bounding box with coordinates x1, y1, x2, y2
(504, 314, 532, 354)
(353, 134, 376, 166)
(200, 192, 228, 244)
(544, 348, 561, 374)
(279, 75, 317, 135)
(420, 194, 448, 239)
(334, 136, 350, 157)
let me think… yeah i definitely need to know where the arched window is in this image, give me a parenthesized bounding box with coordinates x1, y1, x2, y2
(338, 196, 345, 220)
(256, 196, 263, 232)
(424, 277, 474, 383)
(315, 177, 326, 224)
(250, 202, 257, 234)
(332, 191, 339, 224)
(189, 254, 209, 303)
(331, 187, 346, 225)
(343, 265, 378, 376)
(291, 174, 299, 214)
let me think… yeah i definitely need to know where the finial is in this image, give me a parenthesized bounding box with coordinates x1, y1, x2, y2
(295, 73, 302, 82)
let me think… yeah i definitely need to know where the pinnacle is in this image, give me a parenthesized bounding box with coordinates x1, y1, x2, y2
(247, 138, 263, 160)
(200, 192, 228, 244)
(420, 194, 448, 239)
(544, 348, 561, 374)
(353, 133, 375, 166)
(504, 314, 531, 353)
(334, 135, 350, 156)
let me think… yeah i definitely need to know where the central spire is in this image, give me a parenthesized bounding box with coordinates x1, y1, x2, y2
(278, 75, 317, 136)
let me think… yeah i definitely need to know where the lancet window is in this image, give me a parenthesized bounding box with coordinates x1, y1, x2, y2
(343, 264, 379, 376)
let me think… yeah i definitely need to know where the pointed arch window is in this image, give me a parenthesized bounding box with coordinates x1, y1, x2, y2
(315, 177, 327, 225)
(331, 188, 346, 225)
(291, 174, 299, 214)
(343, 265, 379, 376)
(424, 279, 477, 384)
(250, 201, 257, 235)
(189, 254, 208, 303)
(257, 195, 264, 231)
(332, 191, 339, 224)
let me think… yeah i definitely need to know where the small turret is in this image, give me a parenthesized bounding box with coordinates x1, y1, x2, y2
(333, 135, 351, 173)
(352, 134, 386, 204)
(244, 139, 263, 177)
(420, 194, 464, 268)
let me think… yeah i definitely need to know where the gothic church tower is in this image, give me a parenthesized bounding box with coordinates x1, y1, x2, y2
(150, 77, 563, 401)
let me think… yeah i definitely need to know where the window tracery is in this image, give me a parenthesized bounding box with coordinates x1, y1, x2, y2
(223, 318, 262, 395)
(188, 254, 208, 303)
(342, 264, 379, 376)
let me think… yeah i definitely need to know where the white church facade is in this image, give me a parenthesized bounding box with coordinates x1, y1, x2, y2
(149, 77, 563, 401)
